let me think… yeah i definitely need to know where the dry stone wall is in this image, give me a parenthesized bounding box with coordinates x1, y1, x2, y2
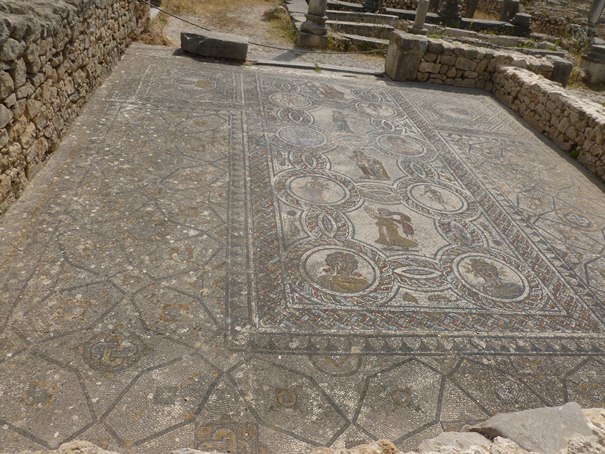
(0, 0, 148, 214)
(492, 66, 605, 180)
(385, 31, 605, 182)
(386, 32, 554, 89)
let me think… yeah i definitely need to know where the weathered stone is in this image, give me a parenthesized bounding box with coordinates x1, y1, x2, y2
(313, 439, 398, 454)
(386, 31, 428, 81)
(470, 402, 595, 453)
(0, 19, 9, 47)
(455, 56, 477, 71)
(0, 103, 13, 128)
(418, 431, 491, 451)
(0, 38, 25, 61)
(419, 61, 441, 73)
(0, 70, 14, 99)
(181, 31, 249, 62)
(11, 58, 26, 88)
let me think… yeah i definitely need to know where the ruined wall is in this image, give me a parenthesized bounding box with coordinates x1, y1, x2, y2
(492, 66, 605, 180)
(0, 0, 149, 214)
(386, 32, 554, 89)
(385, 32, 605, 182)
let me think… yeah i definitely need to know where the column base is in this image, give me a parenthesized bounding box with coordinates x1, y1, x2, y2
(297, 32, 329, 49)
(408, 27, 429, 35)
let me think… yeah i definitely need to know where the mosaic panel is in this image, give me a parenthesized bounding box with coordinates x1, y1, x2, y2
(227, 75, 605, 355)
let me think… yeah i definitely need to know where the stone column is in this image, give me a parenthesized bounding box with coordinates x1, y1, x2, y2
(465, 0, 479, 18)
(500, 0, 520, 22)
(582, 44, 605, 87)
(589, 0, 605, 25)
(298, 0, 328, 48)
(439, 0, 461, 27)
(414, 0, 430, 29)
(410, 0, 430, 34)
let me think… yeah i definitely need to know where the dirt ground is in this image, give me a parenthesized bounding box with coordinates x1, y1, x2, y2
(156, 0, 386, 71)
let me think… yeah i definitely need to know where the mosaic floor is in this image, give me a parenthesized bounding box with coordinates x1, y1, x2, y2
(1, 44, 605, 453)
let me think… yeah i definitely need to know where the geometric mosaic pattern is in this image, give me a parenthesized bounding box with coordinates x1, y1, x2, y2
(227, 70, 605, 356)
(0, 45, 605, 452)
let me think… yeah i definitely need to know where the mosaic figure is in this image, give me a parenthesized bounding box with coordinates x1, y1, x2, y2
(318, 251, 371, 293)
(301, 176, 331, 203)
(420, 185, 446, 208)
(365, 206, 418, 249)
(353, 150, 390, 180)
(467, 258, 524, 299)
(332, 111, 352, 132)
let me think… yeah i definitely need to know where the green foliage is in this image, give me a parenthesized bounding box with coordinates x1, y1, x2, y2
(570, 148, 579, 159)
(516, 40, 535, 49)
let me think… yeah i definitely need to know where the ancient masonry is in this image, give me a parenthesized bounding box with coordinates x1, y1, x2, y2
(0, 0, 149, 214)
(386, 32, 605, 182)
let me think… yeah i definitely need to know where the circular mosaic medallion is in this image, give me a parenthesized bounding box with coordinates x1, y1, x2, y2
(303, 247, 377, 295)
(454, 254, 528, 302)
(289, 175, 348, 206)
(274, 170, 361, 211)
(409, 183, 466, 214)
(440, 248, 543, 311)
(397, 180, 477, 220)
(356, 101, 398, 118)
(83, 330, 146, 372)
(269, 92, 313, 109)
(435, 104, 477, 121)
(286, 240, 396, 307)
(277, 126, 326, 148)
(375, 134, 428, 159)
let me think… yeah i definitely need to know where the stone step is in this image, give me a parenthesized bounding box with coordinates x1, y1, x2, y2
(327, 0, 365, 12)
(326, 10, 399, 26)
(327, 20, 395, 39)
(332, 32, 389, 51)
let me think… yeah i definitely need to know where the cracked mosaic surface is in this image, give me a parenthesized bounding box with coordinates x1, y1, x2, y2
(0, 45, 604, 452)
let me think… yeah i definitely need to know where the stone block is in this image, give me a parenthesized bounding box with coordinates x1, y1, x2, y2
(181, 31, 249, 62)
(440, 55, 455, 65)
(455, 56, 477, 71)
(0, 70, 14, 99)
(0, 38, 25, 62)
(470, 402, 595, 454)
(419, 61, 440, 73)
(385, 31, 427, 81)
(0, 104, 13, 129)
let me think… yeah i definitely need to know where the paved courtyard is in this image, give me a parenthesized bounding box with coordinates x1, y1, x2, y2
(1, 44, 605, 453)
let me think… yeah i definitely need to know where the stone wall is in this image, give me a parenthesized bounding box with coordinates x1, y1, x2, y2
(386, 32, 554, 89)
(385, 31, 605, 182)
(0, 0, 149, 214)
(492, 66, 605, 180)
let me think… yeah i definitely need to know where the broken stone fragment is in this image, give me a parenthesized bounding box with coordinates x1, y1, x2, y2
(469, 402, 596, 454)
(417, 431, 491, 451)
(181, 31, 249, 62)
